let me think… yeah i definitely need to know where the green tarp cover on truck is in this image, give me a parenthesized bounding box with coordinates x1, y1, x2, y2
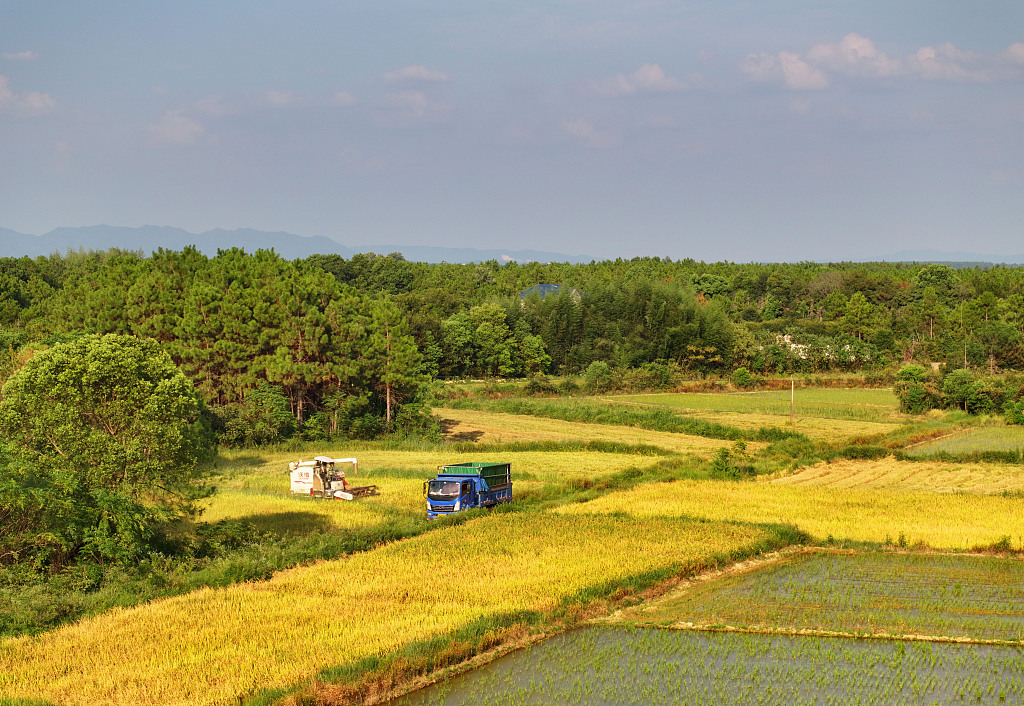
(439, 462, 511, 489)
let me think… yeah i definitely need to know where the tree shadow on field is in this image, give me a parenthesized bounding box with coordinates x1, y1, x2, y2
(439, 418, 485, 443)
(214, 454, 268, 476)
(240, 511, 334, 537)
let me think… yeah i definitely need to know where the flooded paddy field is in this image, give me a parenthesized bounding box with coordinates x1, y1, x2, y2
(625, 551, 1024, 642)
(390, 626, 1024, 706)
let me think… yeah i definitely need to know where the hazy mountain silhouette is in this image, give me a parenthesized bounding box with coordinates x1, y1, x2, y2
(0, 225, 591, 264)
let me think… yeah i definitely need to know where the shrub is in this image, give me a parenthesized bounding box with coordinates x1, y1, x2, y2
(582, 361, 614, 393)
(731, 367, 753, 389)
(212, 383, 297, 447)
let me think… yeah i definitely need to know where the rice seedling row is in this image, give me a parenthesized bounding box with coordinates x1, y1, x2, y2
(390, 626, 1024, 705)
(905, 426, 1024, 458)
(620, 551, 1024, 642)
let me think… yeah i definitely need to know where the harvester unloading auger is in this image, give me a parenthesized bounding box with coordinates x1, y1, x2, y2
(288, 456, 379, 500)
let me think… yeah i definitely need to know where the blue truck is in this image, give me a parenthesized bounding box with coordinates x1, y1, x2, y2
(424, 462, 513, 519)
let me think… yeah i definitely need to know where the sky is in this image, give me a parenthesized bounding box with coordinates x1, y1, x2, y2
(1, 1, 1022, 262)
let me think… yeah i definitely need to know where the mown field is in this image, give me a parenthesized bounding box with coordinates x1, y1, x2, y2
(432, 407, 753, 455)
(4, 384, 1024, 705)
(770, 457, 1024, 495)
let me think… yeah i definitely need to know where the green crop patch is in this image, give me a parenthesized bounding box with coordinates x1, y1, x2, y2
(616, 388, 901, 423)
(390, 627, 1024, 706)
(619, 551, 1024, 642)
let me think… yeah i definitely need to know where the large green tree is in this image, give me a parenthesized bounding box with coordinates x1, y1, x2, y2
(0, 334, 214, 567)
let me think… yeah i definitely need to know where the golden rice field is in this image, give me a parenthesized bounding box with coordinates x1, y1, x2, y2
(556, 479, 1024, 549)
(202, 447, 666, 530)
(433, 407, 751, 455)
(770, 458, 1024, 495)
(0, 513, 780, 706)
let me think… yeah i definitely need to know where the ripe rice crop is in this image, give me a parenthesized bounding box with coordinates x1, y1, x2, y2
(0, 513, 782, 705)
(556, 479, 1024, 549)
(433, 407, 749, 455)
(203, 448, 663, 529)
(770, 458, 1024, 495)
(619, 551, 1024, 642)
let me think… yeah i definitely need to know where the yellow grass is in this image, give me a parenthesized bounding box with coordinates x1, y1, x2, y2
(0, 514, 775, 705)
(769, 458, 1024, 495)
(433, 407, 756, 455)
(555, 479, 1023, 549)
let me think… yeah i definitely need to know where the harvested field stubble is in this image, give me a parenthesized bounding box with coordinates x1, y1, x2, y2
(770, 458, 1024, 495)
(434, 407, 751, 455)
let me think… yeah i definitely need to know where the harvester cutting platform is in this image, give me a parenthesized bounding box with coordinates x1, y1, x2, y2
(289, 456, 379, 500)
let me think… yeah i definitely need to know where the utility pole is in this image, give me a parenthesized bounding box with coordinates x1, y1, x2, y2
(790, 378, 795, 426)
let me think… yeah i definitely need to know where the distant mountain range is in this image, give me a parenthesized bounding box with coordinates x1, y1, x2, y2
(884, 250, 1024, 267)
(2, 226, 1023, 266)
(0, 225, 592, 265)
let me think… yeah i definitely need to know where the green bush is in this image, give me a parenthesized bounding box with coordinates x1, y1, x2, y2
(732, 367, 753, 388)
(893, 364, 942, 413)
(211, 383, 297, 447)
(582, 361, 614, 393)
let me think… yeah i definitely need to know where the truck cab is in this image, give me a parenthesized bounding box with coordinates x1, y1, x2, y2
(425, 462, 512, 519)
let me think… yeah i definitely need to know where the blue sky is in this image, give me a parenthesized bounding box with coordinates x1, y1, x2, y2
(1, 1, 1022, 261)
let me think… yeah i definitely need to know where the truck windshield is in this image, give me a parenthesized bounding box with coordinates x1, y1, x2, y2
(427, 480, 461, 502)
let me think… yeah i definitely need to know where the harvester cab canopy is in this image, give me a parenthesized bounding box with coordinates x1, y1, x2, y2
(289, 456, 358, 495)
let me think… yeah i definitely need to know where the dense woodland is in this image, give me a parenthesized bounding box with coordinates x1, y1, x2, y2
(2, 248, 1024, 436)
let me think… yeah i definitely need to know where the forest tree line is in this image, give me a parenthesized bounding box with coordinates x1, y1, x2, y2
(2, 248, 1024, 440)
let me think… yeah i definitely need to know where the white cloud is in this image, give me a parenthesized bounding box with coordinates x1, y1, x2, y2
(743, 35, 1021, 90)
(384, 65, 449, 83)
(148, 110, 204, 145)
(0, 75, 55, 114)
(1003, 42, 1024, 64)
(384, 90, 452, 119)
(193, 94, 232, 117)
(908, 43, 987, 82)
(805, 34, 901, 78)
(588, 64, 687, 97)
(561, 118, 616, 147)
(262, 90, 299, 107)
(743, 52, 828, 90)
(778, 52, 830, 90)
(333, 91, 357, 106)
(3, 50, 37, 61)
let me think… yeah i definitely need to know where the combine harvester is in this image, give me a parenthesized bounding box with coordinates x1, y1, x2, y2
(289, 456, 379, 500)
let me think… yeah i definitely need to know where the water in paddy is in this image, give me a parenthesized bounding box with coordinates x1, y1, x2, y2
(389, 627, 1024, 705)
